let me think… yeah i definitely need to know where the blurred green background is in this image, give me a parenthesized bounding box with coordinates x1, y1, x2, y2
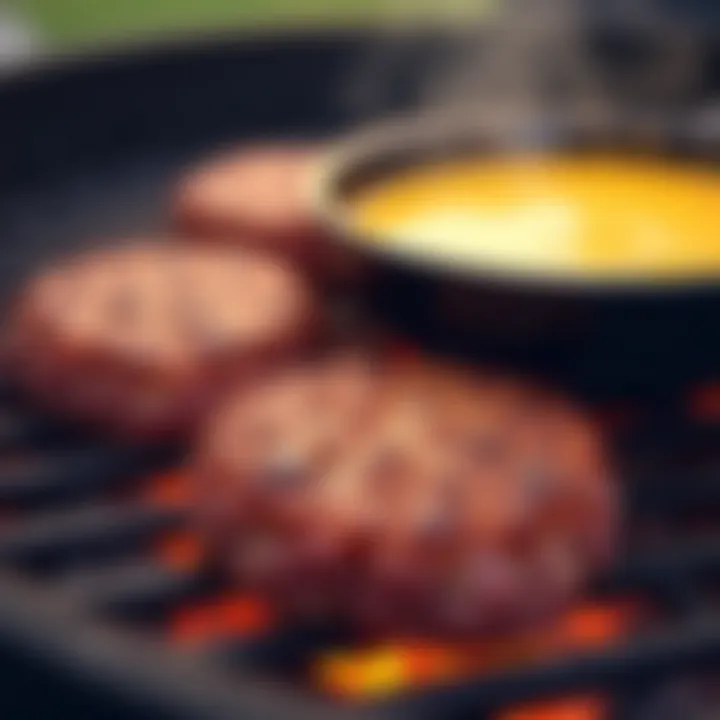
(21, 0, 496, 49)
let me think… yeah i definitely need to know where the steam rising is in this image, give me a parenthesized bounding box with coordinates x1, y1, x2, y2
(345, 0, 704, 144)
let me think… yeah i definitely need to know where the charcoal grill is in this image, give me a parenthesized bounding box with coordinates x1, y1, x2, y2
(2, 25, 720, 720)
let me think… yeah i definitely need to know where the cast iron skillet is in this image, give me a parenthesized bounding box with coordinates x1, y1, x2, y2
(314, 112, 720, 401)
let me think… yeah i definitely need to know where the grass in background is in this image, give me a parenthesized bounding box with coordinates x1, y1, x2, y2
(22, 0, 497, 48)
(22, 0, 395, 48)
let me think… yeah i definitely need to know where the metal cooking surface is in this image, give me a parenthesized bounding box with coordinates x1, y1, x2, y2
(0, 157, 178, 295)
(0, 386, 719, 719)
(1, 27, 720, 720)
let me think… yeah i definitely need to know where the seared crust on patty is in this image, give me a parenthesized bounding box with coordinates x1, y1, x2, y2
(194, 355, 617, 637)
(4, 243, 320, 440)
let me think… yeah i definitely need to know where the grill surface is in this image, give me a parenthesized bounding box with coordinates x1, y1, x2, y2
(1, 379, 720, 719)
(1, 26, 720, 720)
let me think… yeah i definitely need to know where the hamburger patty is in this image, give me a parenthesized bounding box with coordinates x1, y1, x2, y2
(4, 243, 320, 440)
(194, 354, 617, 636)
(173, 145, 357, 283)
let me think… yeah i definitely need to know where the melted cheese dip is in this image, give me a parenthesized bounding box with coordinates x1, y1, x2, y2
(351, 155, 720, 279)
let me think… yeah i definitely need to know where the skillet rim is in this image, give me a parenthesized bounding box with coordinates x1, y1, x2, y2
(312, 110, 720, 297)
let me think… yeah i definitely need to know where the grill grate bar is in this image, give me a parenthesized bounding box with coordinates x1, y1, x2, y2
(0, 503, 186, 566)
(617, 418, 720, 459)
(0, 407, 71, 451)
(0, 567, 350, 720)
(595, 538, 720, 595)
(628, 468, 720, 516)
(0, 444, 179, 508)
(377, 619, 720, 718)
(214, 622, 357, 678)
(59, 561, 213, 619)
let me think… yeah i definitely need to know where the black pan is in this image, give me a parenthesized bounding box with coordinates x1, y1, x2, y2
(315, 110, 720, 401)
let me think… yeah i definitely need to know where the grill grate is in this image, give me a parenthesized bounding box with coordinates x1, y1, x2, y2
(0, 20, 719, 719)
(0, 391, 718, 719)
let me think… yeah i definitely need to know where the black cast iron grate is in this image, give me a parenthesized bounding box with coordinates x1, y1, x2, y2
(0, 379, 719, 720)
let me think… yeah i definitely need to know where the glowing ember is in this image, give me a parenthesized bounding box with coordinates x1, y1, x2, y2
(315, 603, 637, 699)
(170, 592, 275, 645)
(144, 469, 193, 508)
(156, 531, 204, 571)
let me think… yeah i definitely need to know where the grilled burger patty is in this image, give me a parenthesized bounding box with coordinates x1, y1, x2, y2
(4, 243, 319, 440)
(173, 145, 356, 283)
(194, 354, 617, 636)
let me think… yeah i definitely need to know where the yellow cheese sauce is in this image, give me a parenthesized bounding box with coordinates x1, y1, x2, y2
(351, 154, 720, 279)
